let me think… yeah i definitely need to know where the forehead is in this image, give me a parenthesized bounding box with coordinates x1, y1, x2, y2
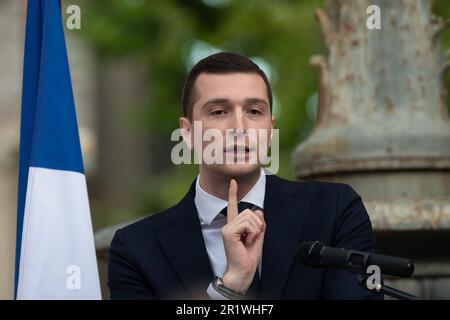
(194, 73, 269, 104)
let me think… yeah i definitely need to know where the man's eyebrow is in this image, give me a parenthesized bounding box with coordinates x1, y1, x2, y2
(243, 98, 269, 108)
(201, 98, 232, 109)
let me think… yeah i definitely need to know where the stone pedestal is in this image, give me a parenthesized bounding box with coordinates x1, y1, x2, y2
(293, 0, 450, 299)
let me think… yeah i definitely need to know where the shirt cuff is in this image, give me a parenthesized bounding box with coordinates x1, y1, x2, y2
(207, 282, 230, 300)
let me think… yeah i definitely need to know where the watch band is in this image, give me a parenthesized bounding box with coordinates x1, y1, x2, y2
(212, 276, 246, 300)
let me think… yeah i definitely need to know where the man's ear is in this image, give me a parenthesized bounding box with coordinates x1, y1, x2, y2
(179, 117, 193, 150)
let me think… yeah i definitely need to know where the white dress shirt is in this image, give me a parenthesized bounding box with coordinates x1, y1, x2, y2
(194, 168, 266, 299)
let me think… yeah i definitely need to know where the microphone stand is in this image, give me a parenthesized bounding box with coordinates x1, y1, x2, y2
(356, 274, 421, 300)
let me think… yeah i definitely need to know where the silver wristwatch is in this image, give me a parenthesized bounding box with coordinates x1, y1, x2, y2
(212, 276, 246, 300)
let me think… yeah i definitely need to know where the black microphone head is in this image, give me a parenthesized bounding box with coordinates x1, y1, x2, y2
(298, 241, 416, 278)
(297, 241, 326, 268)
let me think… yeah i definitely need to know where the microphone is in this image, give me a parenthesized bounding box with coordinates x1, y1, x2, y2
(297, 241, 415, 277)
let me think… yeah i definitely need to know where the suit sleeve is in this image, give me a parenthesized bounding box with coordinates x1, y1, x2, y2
(321, 184, 384, 300)
(108, 229, 157, 299)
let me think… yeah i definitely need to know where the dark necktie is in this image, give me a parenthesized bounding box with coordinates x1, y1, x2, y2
(220, 201, 259, 217)
(220, 201, 261, 299)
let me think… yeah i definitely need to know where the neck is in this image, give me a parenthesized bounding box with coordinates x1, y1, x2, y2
(198, 167, 262, 201)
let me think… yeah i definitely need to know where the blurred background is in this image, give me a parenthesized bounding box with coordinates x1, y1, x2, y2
(1, 0, 450, 299)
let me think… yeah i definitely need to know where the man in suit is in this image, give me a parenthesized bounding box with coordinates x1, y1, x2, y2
(108, 52, 382, 300)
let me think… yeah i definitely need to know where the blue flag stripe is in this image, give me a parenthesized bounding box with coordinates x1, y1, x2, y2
(30, 0, 84, 173)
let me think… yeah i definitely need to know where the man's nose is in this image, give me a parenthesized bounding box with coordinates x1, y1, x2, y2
(230, 109, 246, 133)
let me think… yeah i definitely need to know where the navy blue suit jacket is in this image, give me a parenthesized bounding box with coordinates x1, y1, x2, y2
(108, 174, 382, 300)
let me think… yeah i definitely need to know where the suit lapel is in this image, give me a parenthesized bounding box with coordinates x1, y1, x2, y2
(157, 179, 214, 299)
(259, 175, 312, 299)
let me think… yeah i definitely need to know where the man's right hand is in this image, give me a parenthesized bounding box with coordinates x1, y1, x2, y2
(221, 179, 266, 293)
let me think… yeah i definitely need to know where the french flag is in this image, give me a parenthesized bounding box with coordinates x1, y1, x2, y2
(15, 0, 101, 299)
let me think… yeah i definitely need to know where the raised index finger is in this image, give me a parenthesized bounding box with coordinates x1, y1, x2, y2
(227, 179, 238, 222)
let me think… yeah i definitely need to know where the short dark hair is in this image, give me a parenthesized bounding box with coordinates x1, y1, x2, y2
(182, 52, 273, 119)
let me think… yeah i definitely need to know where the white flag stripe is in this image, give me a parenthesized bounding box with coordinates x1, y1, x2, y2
(17, 167, 101, 299)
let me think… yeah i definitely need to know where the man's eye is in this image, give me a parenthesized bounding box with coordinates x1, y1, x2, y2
(211, 110, 225, 116)
(248, 109, 262, 115)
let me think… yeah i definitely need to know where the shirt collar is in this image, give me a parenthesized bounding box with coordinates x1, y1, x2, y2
(195, 168, 266, 225)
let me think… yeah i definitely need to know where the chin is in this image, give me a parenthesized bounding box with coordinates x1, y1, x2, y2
(209, 163, 261, 178)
